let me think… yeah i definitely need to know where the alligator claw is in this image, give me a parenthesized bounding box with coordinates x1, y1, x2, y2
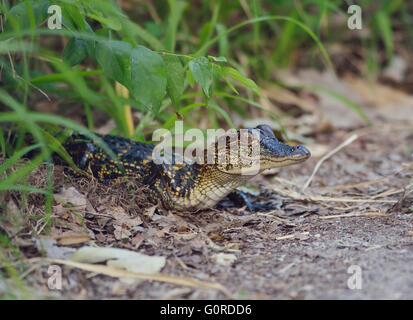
(226, 190, 263, 212)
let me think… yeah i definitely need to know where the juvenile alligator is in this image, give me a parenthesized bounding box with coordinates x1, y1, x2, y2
(64, 125, 310, 211)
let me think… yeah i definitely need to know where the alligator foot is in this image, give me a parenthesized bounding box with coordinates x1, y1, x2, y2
(226, 189, 267, 212)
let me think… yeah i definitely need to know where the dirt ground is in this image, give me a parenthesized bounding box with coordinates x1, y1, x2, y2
(1, 83, 413, 300)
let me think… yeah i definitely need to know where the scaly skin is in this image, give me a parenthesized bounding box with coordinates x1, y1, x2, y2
(64, 125, 311, 211)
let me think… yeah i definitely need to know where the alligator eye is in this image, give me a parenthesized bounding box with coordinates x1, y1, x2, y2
(255, 125, 276, 138)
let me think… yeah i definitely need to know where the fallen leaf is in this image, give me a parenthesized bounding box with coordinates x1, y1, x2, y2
(131, 234, 144, 248)
(108, 206, 143, 228)
(173, 232, 198, 241)
(113, 225, 132, 240)
(144, 205, 157, 218)
(382, 55, 407, 82)
(0, 199, 24, 236)
(70, 246, 166, 284)
(34, 238, 76, 260)
(55, 232, 91, 246)
(154, 227, 170, 238)
(209, 233, 224, 241)
(346, 75, 413, 108)
(54, 187, 87, 207)
(211, 253, 237, 266)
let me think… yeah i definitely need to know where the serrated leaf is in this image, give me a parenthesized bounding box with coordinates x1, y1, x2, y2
(163, 55, 184, 111)
(63, 38, 88, 66)
(130, 46, 167, 114)
(96, 40, 132, 87)
(223, 67, 262, 97)
(189, 57, 212, 97)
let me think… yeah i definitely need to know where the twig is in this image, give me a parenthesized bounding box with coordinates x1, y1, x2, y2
(275, 232, 309, 240)
(28, 257, 233, 298)
(257, 212, 288, 223)
(302, 134, 358, 190)
(142, 0, 162, 25)
(271, 184, 397, 204)
(15, 74, 51, 101)
(319, 211, 384, 219)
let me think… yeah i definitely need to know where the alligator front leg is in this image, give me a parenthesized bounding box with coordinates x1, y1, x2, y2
(225, 189, 268, 212)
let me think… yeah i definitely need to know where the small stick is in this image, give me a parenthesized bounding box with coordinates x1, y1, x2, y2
(319, 211, 384, 219)
(275, 232, 309, 240)
(302, 134, 358, 191)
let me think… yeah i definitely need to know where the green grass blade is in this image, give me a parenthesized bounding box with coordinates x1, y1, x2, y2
(196, 15, 335, 74)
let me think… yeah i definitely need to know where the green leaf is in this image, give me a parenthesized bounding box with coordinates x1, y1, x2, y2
(198, 22, 213, 48)
(84, 21, 96, 57)
(0, 144, 40, 174)
(196, 15, 335, 74)
(0, 126, 5, 156)
(87, 12, 122, 31)
(63, 38, 88, 66)
(164, 0, 187, 52)
(96, 40, 132, 87)
(163, 55, 184, 111)
(130, 46, 167, 114)
(186, 68, 195, 88)
(62, 2, 85, 31)
(222, 67, 262, 97)
(145, 22, 164, 38)
(216, 23, 228, 57)
(208, 104, 234, 128)
(208, 55, 227, 63)
(375, 11, 393, 60)
(5, 0, 50, 30)
(189, 57, 212, 97)
(123, 21, 164, 51)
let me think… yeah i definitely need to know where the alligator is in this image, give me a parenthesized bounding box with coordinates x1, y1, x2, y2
(63, 124, 311, 211)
